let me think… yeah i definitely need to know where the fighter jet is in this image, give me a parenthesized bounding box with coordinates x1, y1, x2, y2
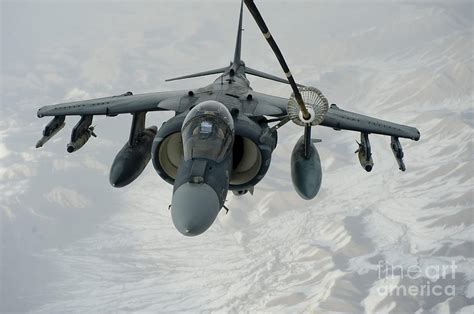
(36, 0, 420, 236)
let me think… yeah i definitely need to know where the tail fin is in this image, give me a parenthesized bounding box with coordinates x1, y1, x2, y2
(165, 0, 301, 87)
(165, 67, 228, 82)
(232, 0, 244, 71)
(245, 67, 304, 87)
(165, 1, 244, 82)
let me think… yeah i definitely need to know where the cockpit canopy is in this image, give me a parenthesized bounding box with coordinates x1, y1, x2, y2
(181, 101, 234, 162)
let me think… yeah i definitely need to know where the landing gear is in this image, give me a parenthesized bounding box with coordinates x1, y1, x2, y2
(223, 204, 230, 214)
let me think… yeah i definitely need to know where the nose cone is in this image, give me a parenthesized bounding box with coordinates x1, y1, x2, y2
(171, 183, 221, 236)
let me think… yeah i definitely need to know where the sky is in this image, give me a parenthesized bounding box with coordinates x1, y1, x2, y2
(1, 1, 473, 313)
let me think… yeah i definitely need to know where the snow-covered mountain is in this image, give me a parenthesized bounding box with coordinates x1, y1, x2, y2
(1, 1, 472, 313)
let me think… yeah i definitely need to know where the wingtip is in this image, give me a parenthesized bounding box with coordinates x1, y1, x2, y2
(411, 129, 421, 141)
(165, 78, 178, 82)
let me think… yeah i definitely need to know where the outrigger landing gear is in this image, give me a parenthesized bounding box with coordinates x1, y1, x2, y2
(223, 204, 230, 214)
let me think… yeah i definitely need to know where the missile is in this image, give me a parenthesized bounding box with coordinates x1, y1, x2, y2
(390, 136, 406, 171)
(290, 135, 322, 200)
(356, 133, 374, 172)
(36, 116, 65, 148)
(358, 153, 374, 172)
(67, 115, 94, 153)
(67, 129, 94, 153)
(109, 126, 157, 187)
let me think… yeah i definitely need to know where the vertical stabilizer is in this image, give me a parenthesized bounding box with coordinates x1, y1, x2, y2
(164, 0, 245, 82)
(232, 0, 244, 71)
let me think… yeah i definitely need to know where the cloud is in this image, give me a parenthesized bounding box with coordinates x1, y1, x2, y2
(0, 163, 37, 180)
(44, 186, 91, 208)
(64, 87, 91, 101)
(43, 72, 65, 86)
(0, 143, 11, 159)
(80, 46, 121, 86)
(52, 155, 108, 173)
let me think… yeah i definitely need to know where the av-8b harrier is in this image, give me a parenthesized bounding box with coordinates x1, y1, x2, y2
(36, 0, 420, 236)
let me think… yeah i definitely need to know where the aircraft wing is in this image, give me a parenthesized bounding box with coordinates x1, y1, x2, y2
(35, 89, 188, 150)
(37, 90, 186, 117)
(321, 105, 420, 140)
(253, 92, 420, 141)
(251, 91, 289, 117)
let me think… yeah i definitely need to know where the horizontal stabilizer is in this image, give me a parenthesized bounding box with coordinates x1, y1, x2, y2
(245, 67, 305, 87)
(165, 67, 228, 82)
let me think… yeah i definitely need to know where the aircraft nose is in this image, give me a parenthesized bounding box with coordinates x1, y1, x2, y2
(171, 183, 221, 236)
